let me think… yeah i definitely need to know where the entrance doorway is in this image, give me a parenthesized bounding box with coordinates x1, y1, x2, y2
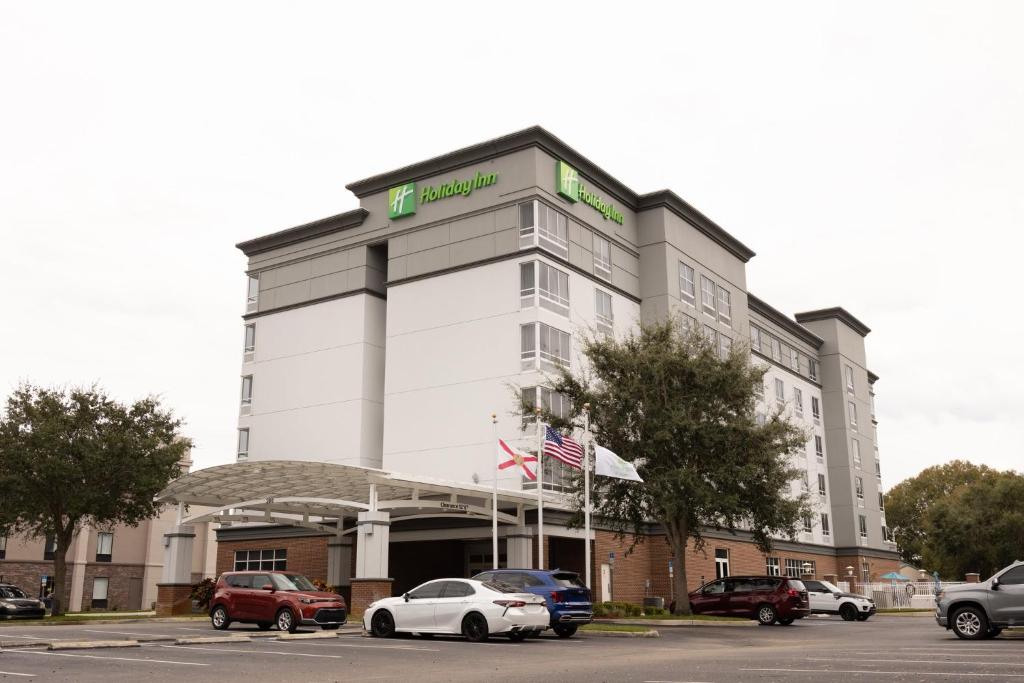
(600, 563, 612, 602)
(465, 541, 506, 576)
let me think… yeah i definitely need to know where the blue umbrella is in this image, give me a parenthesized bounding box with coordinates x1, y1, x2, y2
(880, 571, 909, 581)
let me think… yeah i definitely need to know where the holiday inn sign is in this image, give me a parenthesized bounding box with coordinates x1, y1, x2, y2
(388, 170, 499, 219)
(556, 160, 624, 225)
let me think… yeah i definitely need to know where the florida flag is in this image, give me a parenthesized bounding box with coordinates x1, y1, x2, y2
(498, 439, 538, 481)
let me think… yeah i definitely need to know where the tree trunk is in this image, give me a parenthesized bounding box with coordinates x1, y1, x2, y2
(51, 525, 75, 617)
(667, 517, 692, 615)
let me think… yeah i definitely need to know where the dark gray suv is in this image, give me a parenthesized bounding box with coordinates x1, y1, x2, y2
(935, 560, 1024, 639)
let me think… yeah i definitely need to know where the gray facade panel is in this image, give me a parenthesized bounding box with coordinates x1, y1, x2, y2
(451, 234, 497, 266)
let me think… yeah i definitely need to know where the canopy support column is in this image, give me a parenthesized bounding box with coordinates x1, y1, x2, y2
(156, 525, 195, 616)
(351, 510, 391, 616)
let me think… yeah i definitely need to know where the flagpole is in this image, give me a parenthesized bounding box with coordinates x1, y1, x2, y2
(583, 403, 592, 591)
(492, 412, 499, 570)
(535, 408, 544, 570)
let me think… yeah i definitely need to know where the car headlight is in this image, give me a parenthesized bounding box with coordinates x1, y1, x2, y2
(3, 603, 16, 611)
(299, 598, 316, 604)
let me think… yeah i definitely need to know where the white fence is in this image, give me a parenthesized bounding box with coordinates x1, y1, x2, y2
(850, 581, 966, 609)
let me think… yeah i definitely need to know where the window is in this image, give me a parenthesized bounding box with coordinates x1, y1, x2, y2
(519, 261, 535, 299)
(882, 526, 893, 543)
(848, 401, 858, 429)
(246, 274, 259, 312)
(234, 549, 287, 571)
(409, 581, 446, 600)
(997, 566, 1024, 586)
(519, 200, 568, 258)
(237, 428, 250, 460)
(441, 581, 476, 598)
(802, 514, 813, 533)
(808, 359, 818, 381)
(521, 323, 571, 370)
(717, 287, 731, 327)
(91, 577, 109, 609)
(43, 535, 56, 561)
(875, 456, 882, 480)
(703, 325, 717, 347)
(845, 364, 855, 393)
(0, 535, 6, 560)
(714, 549, 730, 579)
(240, 375, 253, 411)
(861, 560, 871, 582)
(522, 386, 570, 423)
(774, 379, 785, 407)
(765, 557, 781, 576)
(821, 513, 830, 537)
(818, 473, 827, 497)
(679, 262, 696, 306)
(852, 439, 862, 468)
(719, 334, 732, 359)
(793, 388, 803, 415)
(858, 515, 868, 539)
(595, 289, 613, 333)
(593, 235, 612, 281)
(814, 435, 824, 460)
(878, 492, 885, 511)
(801, 471, 809, 492)
(855, 476, 864, 503)
(243, 323, 256, 359)
(536, 262, 570, 316)
(811, 396, 820, 422)
(784, 559, 804, 578)
(790, 348, 800, 372)
(700, 276, 717, 317)
(770, 337, 781, 362)
(96, 532, 113, 562)
(749, 325, 761, 352)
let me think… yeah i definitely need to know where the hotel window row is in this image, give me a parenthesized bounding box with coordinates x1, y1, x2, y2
(749, 324, 818, 382)
(518, 200, 614, 283)
(521, 322, 570, 371)
(519, 259, 615, 333)
(678, 262, 731, 327)
(520, 386, 574, 492)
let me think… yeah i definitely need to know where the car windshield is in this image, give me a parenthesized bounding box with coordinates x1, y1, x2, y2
(786, 579, 807, 591)
(0, 586, 29, 599)
(483, 581, 521, 594)
(271, 574, 318, 591)
(819, 580, 841, 593)
(551, 572, 585, 588)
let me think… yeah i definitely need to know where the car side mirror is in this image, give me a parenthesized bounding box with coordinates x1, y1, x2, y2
(834, 592, 841, 600)
(403, 592, 410, 602)
(261, 584, 275, 592)
(991, 578, 1000, 590)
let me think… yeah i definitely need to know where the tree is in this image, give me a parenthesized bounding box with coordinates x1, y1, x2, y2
(551, 320, 810, 614)
(884, 460, 994, 565)
(0, 384, 190, 615)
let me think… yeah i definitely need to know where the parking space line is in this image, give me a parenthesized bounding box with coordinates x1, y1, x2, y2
(0, 634, 66, 640)
(0, 671, 35, 678)
(10, 650, 208, 667)
(807, 657, 1024, 667)
(161, 643, 441, 657)
(743, 668, 1024, 678)
(852, 651, 1021, 658)
(82, 629, 169, 638)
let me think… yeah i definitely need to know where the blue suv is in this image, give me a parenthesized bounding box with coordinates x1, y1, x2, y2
(472, 569, 593, 637)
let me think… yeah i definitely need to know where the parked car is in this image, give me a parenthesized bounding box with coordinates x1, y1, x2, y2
(209, 571, 347, 633)
(803, 579, 876, 621)
(0, 584, 46, 620)
(363, 578, 549, 642)
(472, 568, 592, 638)
(689, 576, 810, 625)
(935, 560, 1024, 639)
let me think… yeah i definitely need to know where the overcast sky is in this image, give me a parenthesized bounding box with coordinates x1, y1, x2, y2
(2, 2, 1021, 486)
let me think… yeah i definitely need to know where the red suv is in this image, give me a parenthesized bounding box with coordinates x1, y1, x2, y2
(210, 571, 347, 633)
(688, 576, 810, 625)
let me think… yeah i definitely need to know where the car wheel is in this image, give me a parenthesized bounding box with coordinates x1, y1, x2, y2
(508, 631, 528, 642)
(839, 604, 858, 622)
(210, 605, 231, 630)
(320, 624, 340, 630)
(257, 622, 272, 631)
(370, 610, 395, 638)
(552, 624, 578, 638)
(756, 604, 777, 625)
(985, 627, 1002, 639)
(952, 606, 988, 640)
(777, 618, 794, 625)
(276, 608, 299, 633)
(462, 613, 489, 643)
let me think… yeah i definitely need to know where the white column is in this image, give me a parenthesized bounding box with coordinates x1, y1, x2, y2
(160, 525, 196, 584)
(355, 511, 390, 578)
(506, 526, 534, 569)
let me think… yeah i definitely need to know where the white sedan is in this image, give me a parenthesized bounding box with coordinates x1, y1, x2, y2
(363, 578, 549, 642)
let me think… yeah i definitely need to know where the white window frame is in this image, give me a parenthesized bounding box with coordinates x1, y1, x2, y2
(595, 289, 614, 334)
(593, 234, 612, 281)
(784, 559, 803, 578)
(246, 274, 259, 313)
(700, 275, 717, 318)
(811, 396, 820, 423)
(243, 323, 256, 362)
(808, 358, 818, 381)
(814, 435, 824, 461)
(719, 334, 732, 359)
(714, 548, 730, 579)
(855, 476, 865, 505)
(234, 548, 287, 571)
(717, 286, 731, 327)
(845, 364, 855, 393)
(848, 401, 858, 430)
(801, 471, 809, 492)
(96, 532, 113, 561)
(818, 473, 827, 497)
(790, 349, 800, 372)
(519, 200, 568, 258)
(703, 325, 717, 347)
(774, 378, 785, 407)
(749, 325, 761, 352)
(802, 514, 813, 533)
(878, 491, 885, 511)
(852, 438, 862, 468)
(765, 557, 781, 576)
(678, 262, 696, 307)
(521, 322, 570, 371)
(770, 337, 781, 362)
(91, 577, 109, 608)
(240, 375, 253, 414)
(858, 515, 868, 539)
(533, 261, 570, 317)
(821, 513, 830, 537)
(793, 387, 803, 415)
(237, 428, 250, 460)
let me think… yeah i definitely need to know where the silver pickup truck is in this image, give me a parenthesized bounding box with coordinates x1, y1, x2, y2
(935, 560, 1024, 639)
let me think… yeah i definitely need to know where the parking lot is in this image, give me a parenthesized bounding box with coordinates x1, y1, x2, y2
(0, 615, 1020, 682)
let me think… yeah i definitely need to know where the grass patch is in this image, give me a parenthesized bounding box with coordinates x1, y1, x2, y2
(580, 623, 653, 633)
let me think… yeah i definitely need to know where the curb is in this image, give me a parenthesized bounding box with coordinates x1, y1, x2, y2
(277, 632, 340, 640)
(174, 636, 252, 645)
(599, 618, 755, 628)
(0, 616, 208, 628)
(581, 629, 660, 638)
(0, 639, 51, 649)
(49, 640, 140, 651)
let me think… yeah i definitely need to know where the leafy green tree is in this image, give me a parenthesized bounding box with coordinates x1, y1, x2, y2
(550, 320, 810, 614)
(884, 460, 994, 565)
(0, 384, 190, 615)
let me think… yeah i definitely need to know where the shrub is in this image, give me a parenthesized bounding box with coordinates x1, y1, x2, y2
(644, 606, 668, 616)
(190, 578, 216, 608)
(592, 601, 645, 618)
(310, 578, 341, 594)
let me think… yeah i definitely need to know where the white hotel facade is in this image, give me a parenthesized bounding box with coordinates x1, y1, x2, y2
(225, 127, 899, 603)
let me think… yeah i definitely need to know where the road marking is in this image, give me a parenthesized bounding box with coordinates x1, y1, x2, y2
(82, 629, 169, 638)
(0, 634, 66, 640)
(0, 672, 35, 678)
(161, 643, 440, 657)
(808, 657, 1024, 667)
(11, 650, 208, 667)
(744, 668, 1024, 678)
(853, 651, 1021, 658)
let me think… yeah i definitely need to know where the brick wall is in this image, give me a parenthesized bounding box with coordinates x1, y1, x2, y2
(81, 563, 146, 611)
(216, 536, 329, 580)
(0, 560, 72, 608)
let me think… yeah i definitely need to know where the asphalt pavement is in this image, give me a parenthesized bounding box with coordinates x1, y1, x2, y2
(0, 614, 1021, 682)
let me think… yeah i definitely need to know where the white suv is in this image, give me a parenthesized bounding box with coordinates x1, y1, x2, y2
(803, 579, 876, 621)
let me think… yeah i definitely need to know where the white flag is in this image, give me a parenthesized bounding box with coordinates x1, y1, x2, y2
(595, 445, 644, 482)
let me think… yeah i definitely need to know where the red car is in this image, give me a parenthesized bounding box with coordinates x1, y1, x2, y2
(688, 576, 810, 625)
(209, 571, 347, 633)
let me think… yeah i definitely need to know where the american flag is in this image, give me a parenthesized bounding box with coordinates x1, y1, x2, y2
(543, 426, 584, 469)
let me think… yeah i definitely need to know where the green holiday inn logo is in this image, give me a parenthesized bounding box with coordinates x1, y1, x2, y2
(387, 170, 498, 220)
(555, 160, 624, 225)
(388, 182, 416, 219)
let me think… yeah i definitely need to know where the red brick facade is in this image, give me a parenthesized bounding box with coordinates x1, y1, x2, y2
(350, 578, 393, 617)
(0, 559, 148, 612)
(216, 536, 329, 581)
(155, 583, 193, 616)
